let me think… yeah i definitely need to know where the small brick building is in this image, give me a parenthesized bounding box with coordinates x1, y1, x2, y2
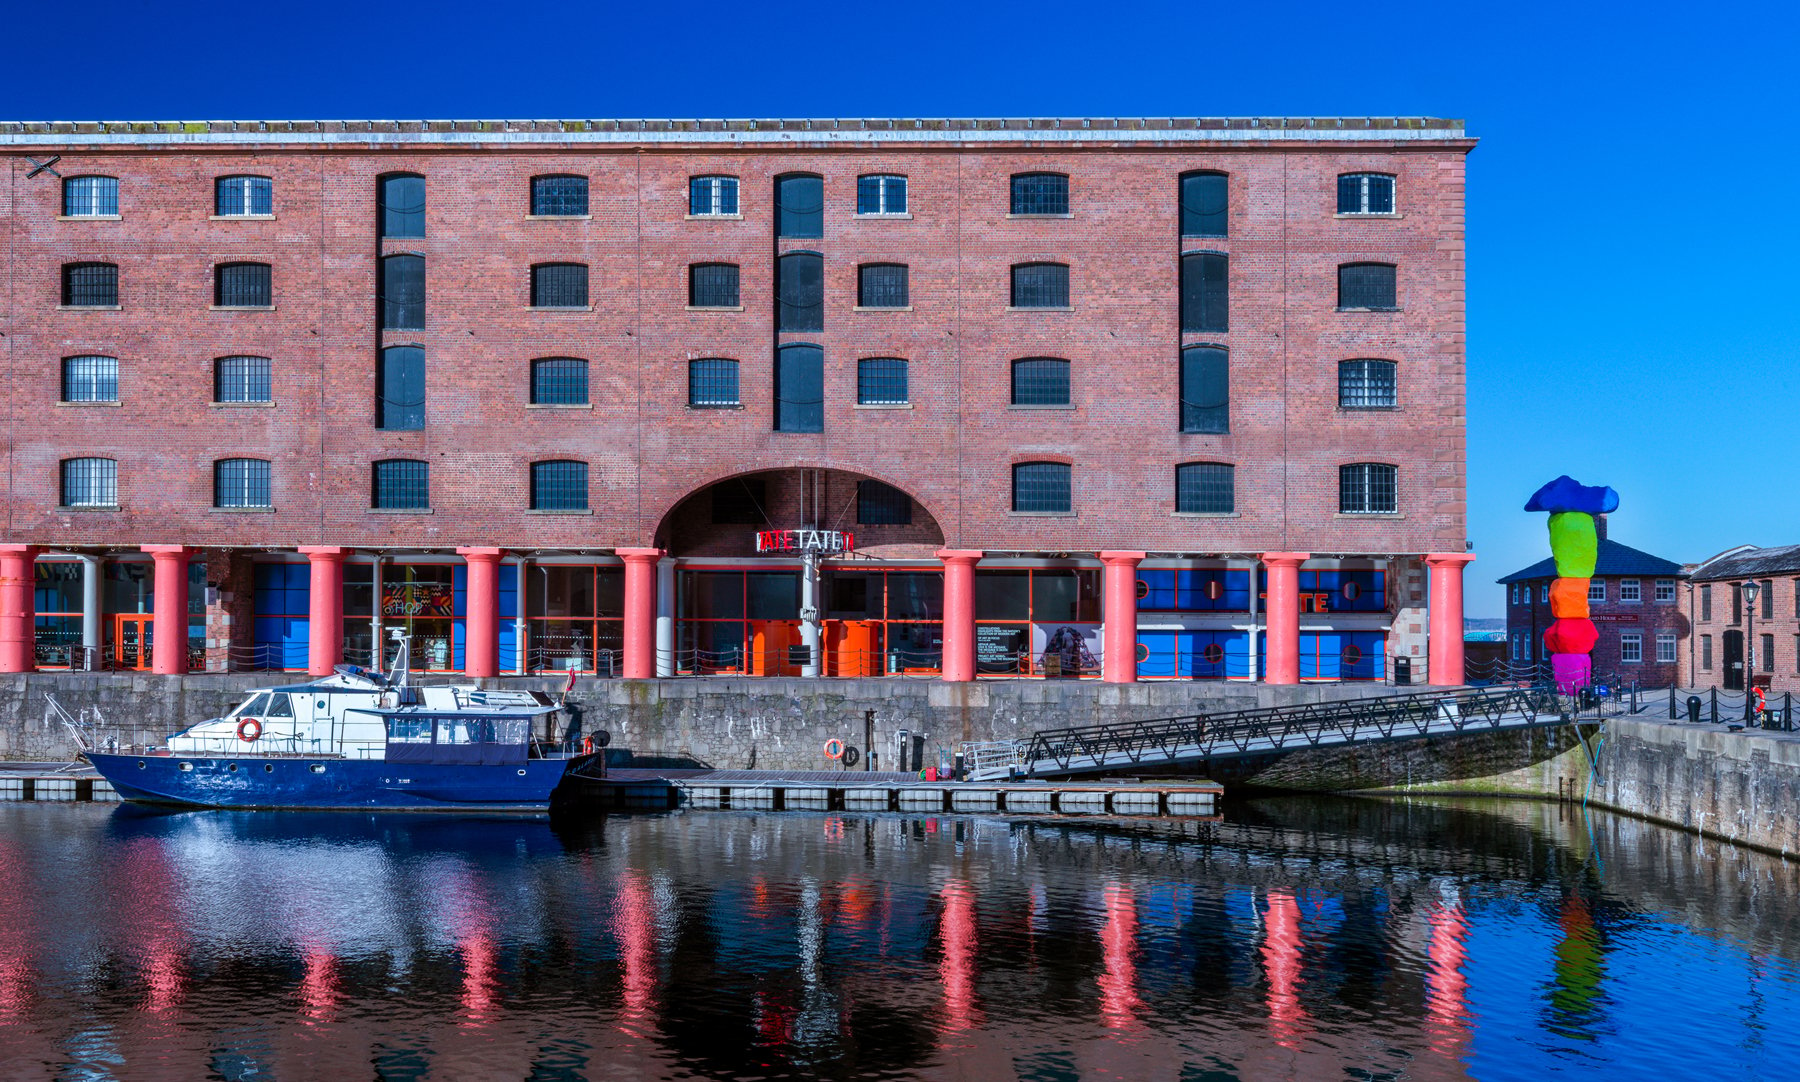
(1680, 544, 1800, 695)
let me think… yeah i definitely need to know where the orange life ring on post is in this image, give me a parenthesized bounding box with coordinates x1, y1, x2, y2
(823, 738, 845, 760)
(236, 718, 262, 743)
(1752, 687, 1767, 716)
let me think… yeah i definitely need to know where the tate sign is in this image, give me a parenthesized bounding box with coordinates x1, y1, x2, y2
(755, 529, 856, 554)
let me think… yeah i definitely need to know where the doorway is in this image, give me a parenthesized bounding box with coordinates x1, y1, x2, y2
(1723, 629, 1744, 690)
(114, 614, 153, 671)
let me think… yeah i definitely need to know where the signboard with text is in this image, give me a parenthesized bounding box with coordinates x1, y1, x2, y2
(755, 529, 856, 555)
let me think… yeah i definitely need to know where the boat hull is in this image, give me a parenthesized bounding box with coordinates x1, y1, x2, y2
(86, 752, 598, 811)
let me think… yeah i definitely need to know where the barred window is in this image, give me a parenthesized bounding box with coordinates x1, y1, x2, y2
(1337, 173, 1395, 215)
(377, 345, 425, 430)
(775, 344, 824, 432)
(379, 173, 425, 238)
(215, 356, 272, 403)
(712, 478, 766, 524)
(531, 262, 588, 308)
(1339, 463, 1397, 514)
(688, 358, 740, 407)
(689, 263, 740, 307)
(689, 175, 739, 216)
(215, 175, 272, 216)
(1180, 251, 1228, 332)
(857, 358, 908, 405)
(1179, 171, 1227, 237)
(777, 251, 824, 331)
(1010, 263, 1069, 308)
(856, 175, 908, 215)
(857, 263, 909, 307)
(215, 262, 272, 307)
(776, 173, 824, 238)
(1010, 173, 1068, 215)
(1176, 462, 1234, 514)
(214, 458, 272, 508)
(531, 460, 588, 511)
(60, 458, 116, 508)
(857, 480, 912, 525)
(61, 262, 118, 307)
(372, 459, 430, 510)
(62, 176, 118, 217)
(531, 357, 589, 405)
(1011, 358, 1070, 406)
(1179, 346, 1228, 433)
(1013, 462, 1071, 513)
(1338, 263, 1397, 310)
(61, 355, 118, 402)
(1338, 359, 1397, 409)
(531, 175, 589, 216)
(379, 254, 425, 329)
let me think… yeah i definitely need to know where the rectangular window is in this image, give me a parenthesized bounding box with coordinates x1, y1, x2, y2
(1510, 584, 1520, 605)
(1179, 252, 1228, 332)
(1338, 263, 1397, 310)
(377, 346, 425, 430)
(688, 358, 740, 407)
(1338, 359, 1398, 409)
(1732, 583, 1742, 623)
(215, 176, 272, 216)
(531, 175, 588, 216)
(776, 174, 823, 238)
(689, 263, 740, 307)
(856, 358, 908, 405)
(1010, 173, 1068, 215)
(215, 263, 272, 307)
(531, 461, 588, 511)
(1179, 346, 1228, 433)
(216, 356, 272, 403)
(60, 458, 117, 508)
(1700, 584, 1712, 621)
(1010, 263, 1069, 308)
(856, 175, 907, 215)
(1176, 463, 1234, 514)
(372, 460, 430, 510)
(856, 480, 911, 525)
(1619, 632, 1642, 663)
(1701, 634, 1713, 670)
(690, 175, 740, 216)
(379, 174, 425, 238)
(1588, 581, 1606, 602)
(1337, 173, 1395, 215)
(1012, 463, 1072, 513)
(1179, 172, 1227, 237)
(1761, 579, 1774, 619)
(530, 358, 588, 405)
(531, 264, 588, 308)
(380, 254, 425, 329)
(1011, 358, 1070, 406)
(1338, 463, 1397, 514)
(1761, 633, 1775, 672)
(62, 263, 118, 307)
(1655, 579, 1676, 603)
(778, 253, 824, 331)
(61, 356, 118, 402)
(857, 264, 909, 307)
(63, 176, 119, 217)
(1656, 633, 1677, 663)
(775, 345, 823, 432)
(1619, 578, 1641, 602)
(215, 459, 272, 508)
(711, 479, 766, 524)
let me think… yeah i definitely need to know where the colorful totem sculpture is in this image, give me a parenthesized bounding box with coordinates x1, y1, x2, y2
(1525, 476, 1619, 693)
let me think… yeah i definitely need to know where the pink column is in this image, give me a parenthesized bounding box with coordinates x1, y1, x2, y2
(0, 545, 41, 673)
(456, 548, 505, 678)
(1425, 553, 1477, 686)
(299, 547, 347, 677)
(619, 547, 664, 679)
(142, 546, 196, 675)
(1260, 552, 1310, 685)
(937, 549, 983, 682)
(1100, 551, 1146, 683)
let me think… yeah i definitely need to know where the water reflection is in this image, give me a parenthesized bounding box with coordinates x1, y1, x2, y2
(0, 798, 1793, 1080)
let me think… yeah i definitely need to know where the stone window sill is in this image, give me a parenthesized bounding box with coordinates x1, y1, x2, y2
(1335, 212, 1404, 220)
(854, 402, 912, 410)
(687, 403, 743, 410)
(1009, 403, 1075, 410)
(211, 506, 276, 513)
(684, 213, 744, 221)
(1010, 510, 1077, 517)
(57, 505, 120, 512)
(1335, 512, 1404, 519)
(368, 507, 433, 514)
(530, 306, 593, 312)
(211, 400, 276, 408)
(209, 305, 276, 312)
(685, 305, 744, 312)
(1340, 405, 1402, 413)
(527, 508, 594, 515)
(1005, 213, 1073, 220)
(853, 305, 913, 312)
(56, 215, 122, 222)
(56, 400, 121, 407)
(527, 402, 593, 409)
(1172, 512, 1241, 518)
(55, 305, 121, 312)
(855, 213, 914, 220)
(1006, 306, 1074, 313)
(1180, 233, 1228, 241)
(526, 214, 592, 221)
(1336, 307, 1401, 314)
(209, 214, 276, 221)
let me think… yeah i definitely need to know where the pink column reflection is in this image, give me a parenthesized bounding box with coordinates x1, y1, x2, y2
(1426, 898, 1471, 1057)
(1261, 890, 1310, 1049)
(1098, 881, 1145, 1030)
(612, 869, 658, 1035)
(298, 945, 340, 1023)
(938, 879, 982, 1037)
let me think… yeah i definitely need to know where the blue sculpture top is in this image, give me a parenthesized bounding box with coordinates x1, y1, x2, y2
(1524, 475, 1620, 515)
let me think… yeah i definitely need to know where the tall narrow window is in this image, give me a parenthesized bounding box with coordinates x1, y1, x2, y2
(856, 175, 908, 215)
(372, 460, 430, 510)
(688, 263, 740, 307)
(1338, 263, 1397, 310)
(1339, 463, 1397, 514)
(379, 173, 425, 238)
(531, 461, 588, 511)
(777, 251, 824, 331)
(60, 458, 117, 508)
(1010, 173, 1069, 215)
(856, 358, 908, 405)
(531, 263, 588, 308)
(215, 356, 272, 403)
(857, 480, 912, 525)
(61, 356, 119, 403)
(62, 176, 118, 217)
(1179, 171, 1227, 237)
(1700, 584, 1712, 621)
(857, 263, 909, 307)
(1179, 346, 1228, 433)
(530, 175, 588, 216)
(1011, 358, 1070, 406)
(1338, 359, 1397, 409)
(214, 458, 272, 508)
(379, 254, 425, 329)
(689, 358, 740, 407)
(377, 345, 425, 430)
(776, 173, 823, 238)
(1337, 173, 1395, 215)
(689, 175, 739, 216)
(215, 262, 272, 307)
(1012, 462, 1071, 513)
(61, 262, 118, 307)
(1180, 251, 1228, 332)
(530, 358, 589, 405)
(1176, 462, 1234, 514)
(1762, 579, 1775, 619)
(775, 344, 824, 432)
(215, 175, 272, 216)
(1010, 263, 1069, 308)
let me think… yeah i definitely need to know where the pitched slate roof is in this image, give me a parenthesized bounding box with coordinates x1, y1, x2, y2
(1689, 543, 1800, 583)
(1496, 539, 1685, 584)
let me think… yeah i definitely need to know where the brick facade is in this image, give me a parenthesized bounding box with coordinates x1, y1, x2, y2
(1680, 547, 1800, 695)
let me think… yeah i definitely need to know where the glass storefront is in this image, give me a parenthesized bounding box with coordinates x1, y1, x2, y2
(974, 568, 1100, 676)
(820, 568, 943, 675)
(32, 562, 83, 667)
(525, 565, 624, 673)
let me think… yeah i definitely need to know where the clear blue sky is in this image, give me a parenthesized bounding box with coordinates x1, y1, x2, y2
(9, 1, 1796, 617)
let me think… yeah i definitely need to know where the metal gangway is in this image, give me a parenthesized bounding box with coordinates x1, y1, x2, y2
(965, 685, 1591, 781)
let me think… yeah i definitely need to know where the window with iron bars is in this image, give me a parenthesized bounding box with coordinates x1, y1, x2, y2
(380, 254, 425, 329)
(1338, 462, 1397, 514)
(215, 175, 272, 216)
(62, 176, 118, 217)
(531, 175, 589, 216)
(857, 480, 912, 525)
(215, 356, 272, 403)
(857, 263, 908, 307)
(62, 262, 117, 307)
(688, 358, 740, 407)
(1011, 358, 1070, 406)
(1176, 462, 1234, 514)
(1338, 263, 1397, 310)
(61, 356, 118, 402)
(689, 175, 739, 216)
(856, 175, 908, 215)
(857, 358, 908, 405)
(214, 458, 272, 508)
(1338, 359, 1397, 409)
(531, 263, 588, 308)
(1180, 345, 1228, 433)
(531, 358, 589, 405)
(531, 460, 588, 511)
(1010, 263, 1069, 308)
(1337, 173, 1395, 215)
(689, 263, 740, 307)
(1013, 462, 1071, 513)
(60, 458, 116, 508)
(215, 262, 272, 307)
(372, 459, 430, 510)
(1010, 173, 1068, 215)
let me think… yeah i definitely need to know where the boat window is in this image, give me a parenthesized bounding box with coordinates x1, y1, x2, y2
(263, 694, 294, 718)
(387, 716, 434, 743)
(235, 694, 270, 717)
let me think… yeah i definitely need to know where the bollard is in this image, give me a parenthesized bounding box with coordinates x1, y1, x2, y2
(1686, 695, 1702, 723)
(1710, 687, 1719, 724)
(1669, 686, 1677, 719)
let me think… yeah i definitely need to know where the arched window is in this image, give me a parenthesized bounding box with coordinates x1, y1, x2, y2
(1010, 172, 1068, 215)
(1337, 262, 1397, 310)
(530, 262, 589, 308)
(776, 173, 823, 238)
(215, 175, 272, 216)
(530, 174, 588, 216)
(689, 262, 740, 307)
(1180, 252, 1228, 332)
(689, 175, 739, 216)
(378, 173, 425, 238)
(61, 356, 118, 403)
(857, 263, 909, 308)
(777, 251, 823, 331)
(689, 358, 740, 407)
(1010, 263, 1069, 308)
(1179, 346, 1228, 433)
(379, 254, 425, 329)
(215, 356, 272, 403)
(1338, 359, 1397, 409)
(60, 458, 117, 508)
(531, 357, 589, 405)
(1176, 462, 1234, 514)
(531, 460, 588, 511)
(1337, 173, 1395, 215)
(1179, 171, 1227, 237)
(372, 460, 430, 510)
(857, 358, 908, 405)
(61, 262, 117, 307)
(214, 262, 272, 307)
(775, 344, 824, 432)
(1339, 463, 1397, 514)
(377, 345, 425, 430)
(214, 458, 272, 508)
(62, 176, 118, 217)
(857, 480, 912, 525)
(1011, 358, 1070, 406)
(1012, 462, 1071, 513)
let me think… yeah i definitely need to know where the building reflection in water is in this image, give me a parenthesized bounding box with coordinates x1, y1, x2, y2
(612, 867, 658, 1037)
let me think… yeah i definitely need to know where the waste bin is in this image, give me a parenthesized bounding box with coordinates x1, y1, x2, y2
(1392, 655, 1411, 686)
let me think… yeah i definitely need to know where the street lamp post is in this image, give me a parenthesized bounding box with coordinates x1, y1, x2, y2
(1743, 579, 1762, 722)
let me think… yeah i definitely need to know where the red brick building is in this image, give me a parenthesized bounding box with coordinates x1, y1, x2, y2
(0, 116, 1477, 684)
(1680, 545, 1800, 695)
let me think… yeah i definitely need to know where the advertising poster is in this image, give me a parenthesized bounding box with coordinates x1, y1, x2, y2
(381, 581, 454, 618)
(1032, 622, 1102, 676)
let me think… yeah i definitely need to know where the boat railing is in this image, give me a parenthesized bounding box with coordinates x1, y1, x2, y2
(162, 735, 386, 759)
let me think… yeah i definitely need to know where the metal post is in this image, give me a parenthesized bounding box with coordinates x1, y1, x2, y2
(1668, 685, 1676, 720)
(1710, 686, 1718, 724)
(655, 557, 676, 678)
(80, 554, 102, 666)
(799, 550, 821, 678)
(1786, 692, 1794, 732)
(863, 709, 874, 771)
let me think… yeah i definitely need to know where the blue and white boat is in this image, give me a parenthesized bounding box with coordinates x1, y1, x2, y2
(80, 633, 604, 810)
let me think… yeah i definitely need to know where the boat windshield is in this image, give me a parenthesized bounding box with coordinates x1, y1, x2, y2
(235, 694, 271, 717)
(264, 693, 294, 718)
